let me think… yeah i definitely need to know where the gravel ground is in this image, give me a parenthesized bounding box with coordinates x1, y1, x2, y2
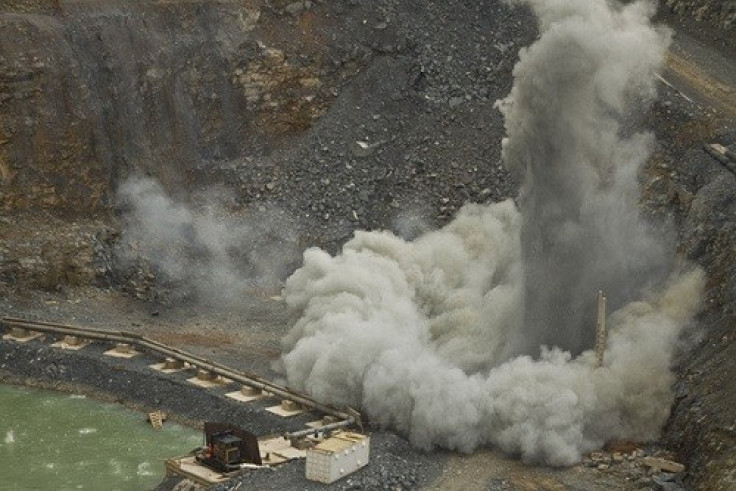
(0, 335, 315, 436)
(2, 0, 736, 489)
(0, 318, 686, 491)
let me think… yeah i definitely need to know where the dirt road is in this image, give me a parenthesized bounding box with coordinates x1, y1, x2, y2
(662, 30, 736, 119)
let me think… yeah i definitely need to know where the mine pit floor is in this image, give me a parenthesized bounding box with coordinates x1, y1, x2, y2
(0, 288, 689, 490)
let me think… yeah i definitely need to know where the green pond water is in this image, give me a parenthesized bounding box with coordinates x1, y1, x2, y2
(0, 384, 201, 490)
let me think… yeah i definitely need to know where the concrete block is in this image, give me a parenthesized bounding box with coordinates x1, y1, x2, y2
(265, 400, 307, 417)
(104, 343, 139, 358)
(150, 359, 190, 373)
(225, 386, 272, 403)
(306, 432, 370, 484)
(187, 372, 233, 389)
(642, 457, 685, 473)
(51, 335, 89, 350)
(3, 328, 43, 343)
(163, 358, 185, 370)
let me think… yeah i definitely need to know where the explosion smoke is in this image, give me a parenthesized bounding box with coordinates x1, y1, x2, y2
(498, 0, 674, 355)
(117, 177, 299, 304)
(279, 0, 704, 465)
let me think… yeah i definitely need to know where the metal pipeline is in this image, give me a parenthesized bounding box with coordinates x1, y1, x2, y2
(284, 419, 355, 440)
(704, 144, 736, 175)
(1, 317, 356, 425)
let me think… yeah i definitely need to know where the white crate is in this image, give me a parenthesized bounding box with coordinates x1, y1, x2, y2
(305, 431, 370, 484)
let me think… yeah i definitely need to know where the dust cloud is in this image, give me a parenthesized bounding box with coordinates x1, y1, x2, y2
(498, 0, 675, 355)
(117, 176, 299, 304)
(279, 0, 704, 465)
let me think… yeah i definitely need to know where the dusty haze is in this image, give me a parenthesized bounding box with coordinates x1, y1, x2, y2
(499, 0, 674, 355)
(278, 0, 705, 465)
(114, 0, 705, 465)
(117, 177, 300, 304)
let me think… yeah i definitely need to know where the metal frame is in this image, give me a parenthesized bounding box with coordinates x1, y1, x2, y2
(1, 317, 358, 438)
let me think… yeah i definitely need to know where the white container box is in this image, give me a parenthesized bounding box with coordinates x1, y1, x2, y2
(305, 431, 370, 484)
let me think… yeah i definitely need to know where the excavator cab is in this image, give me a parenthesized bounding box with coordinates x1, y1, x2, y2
(210, 432, 242, 469)
(196, 422, 261, 473)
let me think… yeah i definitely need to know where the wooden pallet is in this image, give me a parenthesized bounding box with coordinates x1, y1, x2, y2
(148, 410, 165, 430)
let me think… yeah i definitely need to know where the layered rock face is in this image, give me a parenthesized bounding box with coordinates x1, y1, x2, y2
(1, 0, 524, 293)
(0, 2, 735, 489)
(664, 0, 736, 31)
(0, 1, 339, 215)
(0, 1, 371, 292)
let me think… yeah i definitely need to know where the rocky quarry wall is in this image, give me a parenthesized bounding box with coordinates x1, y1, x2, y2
(1, 1, 735, 489)
(1, 0, 526, 295)
(664, 0, 736, 32)
(0, 0, 383, 293)
(0, 0, 342, 217)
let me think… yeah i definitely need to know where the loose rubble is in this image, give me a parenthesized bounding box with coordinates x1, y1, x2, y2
(1, 0, 735, 489)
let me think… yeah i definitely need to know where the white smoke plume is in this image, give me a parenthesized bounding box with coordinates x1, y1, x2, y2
(497, 0, 674, 355)
(117, 176, 300, 303)
(279, 0, 704, 465)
